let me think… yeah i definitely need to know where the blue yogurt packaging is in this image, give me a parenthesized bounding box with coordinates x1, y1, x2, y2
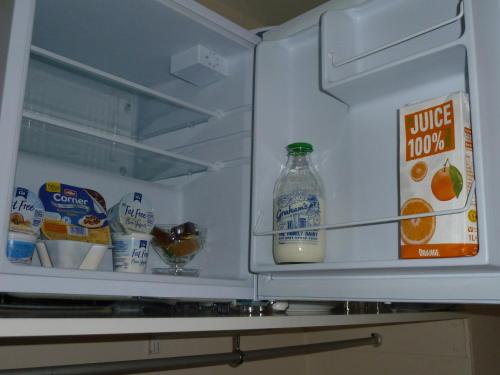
(6, 231, 37, 264)
(7, 187, 44, 264)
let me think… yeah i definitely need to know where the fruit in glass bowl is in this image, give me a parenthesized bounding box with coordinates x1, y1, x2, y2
(150, 222, 206, 276)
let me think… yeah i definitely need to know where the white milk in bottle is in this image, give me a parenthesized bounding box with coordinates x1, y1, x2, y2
(273, 143, 325, 263)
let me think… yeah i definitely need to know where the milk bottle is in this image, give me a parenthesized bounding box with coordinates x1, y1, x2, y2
(273, 143, 326, 263)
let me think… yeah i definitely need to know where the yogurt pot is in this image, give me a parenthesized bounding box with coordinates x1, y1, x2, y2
(10, 187, 44, 235)
(6, 231, 37, 265)
(111, 233, 152, 273)
(38, 182, 111, 245)
(108, 192, 155, 234)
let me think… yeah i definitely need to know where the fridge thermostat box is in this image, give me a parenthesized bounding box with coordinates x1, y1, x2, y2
(170, 44, 229, 87)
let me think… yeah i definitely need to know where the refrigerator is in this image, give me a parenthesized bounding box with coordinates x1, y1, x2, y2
(0, 0, 499, 304)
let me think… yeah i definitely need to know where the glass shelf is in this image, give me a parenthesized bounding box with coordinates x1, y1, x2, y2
(26, 46, 219, 140)
(20, 111, 213, 181)
(19, 46, 222, 181)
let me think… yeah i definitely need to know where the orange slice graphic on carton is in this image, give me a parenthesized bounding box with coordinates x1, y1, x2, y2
(400, 198, 436, 245)
(410, 161, 428, 182)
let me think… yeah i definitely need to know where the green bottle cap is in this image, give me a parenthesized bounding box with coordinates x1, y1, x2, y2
(287, 142, 313, 156)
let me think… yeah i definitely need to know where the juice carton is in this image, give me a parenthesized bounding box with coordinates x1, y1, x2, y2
(399, 91, 478, 259)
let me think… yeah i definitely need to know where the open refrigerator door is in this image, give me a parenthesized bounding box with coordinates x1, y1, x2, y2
(251, 0, 500, 303)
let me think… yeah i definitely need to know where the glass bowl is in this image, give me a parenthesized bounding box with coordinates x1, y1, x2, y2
(150, 223, 206, 276)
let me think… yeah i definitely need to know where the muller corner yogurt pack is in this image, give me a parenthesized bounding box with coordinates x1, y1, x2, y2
(39, 182, 111, 245)
(108, 192, 155, 234)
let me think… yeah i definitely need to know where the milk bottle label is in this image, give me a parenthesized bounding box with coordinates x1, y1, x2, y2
(275, 191, 321, 244)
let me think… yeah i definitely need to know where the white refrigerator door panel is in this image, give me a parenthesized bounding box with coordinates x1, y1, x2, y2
(252, 0, 500, 303)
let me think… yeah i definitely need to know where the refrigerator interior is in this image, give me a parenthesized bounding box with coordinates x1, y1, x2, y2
(1, 0, 258, 299)
(251, 0, 494, 279)
(3, 0, 500, 303)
